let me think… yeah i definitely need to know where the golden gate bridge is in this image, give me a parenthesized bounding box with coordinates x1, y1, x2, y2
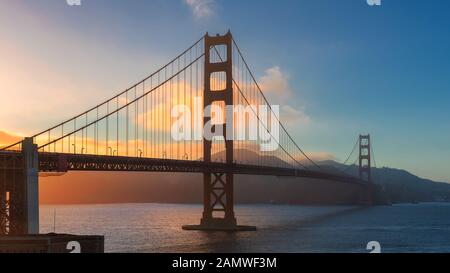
(0, 31, 374, 235)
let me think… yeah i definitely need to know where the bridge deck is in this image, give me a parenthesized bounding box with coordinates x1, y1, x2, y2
(1, 151, 364, 185)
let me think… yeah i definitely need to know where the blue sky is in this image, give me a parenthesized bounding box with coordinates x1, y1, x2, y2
(0, 0, 449, 181)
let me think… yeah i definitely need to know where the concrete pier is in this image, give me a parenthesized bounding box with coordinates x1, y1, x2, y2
(23, 138, 39, 234)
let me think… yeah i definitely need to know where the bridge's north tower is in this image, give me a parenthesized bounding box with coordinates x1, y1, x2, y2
(359, 134, 373, 205)
(359, 134, 371, 183)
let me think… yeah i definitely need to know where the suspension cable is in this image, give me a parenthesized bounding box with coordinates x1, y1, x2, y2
(340, 136, 359, 167)
(38, 54, 205, 150)
(0, 36, 205, 151)
(231, 38, 321, 170)
(210, 45, 307, 170)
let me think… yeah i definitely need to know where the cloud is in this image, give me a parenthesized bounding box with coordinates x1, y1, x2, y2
(281, 105, 311, 126)
(257, 66, 311, 127)
(258, 66, 292, 103)
(184, 0, 215, 19)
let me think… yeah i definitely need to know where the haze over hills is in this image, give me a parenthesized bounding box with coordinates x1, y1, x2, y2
(319, 160, 450, 203)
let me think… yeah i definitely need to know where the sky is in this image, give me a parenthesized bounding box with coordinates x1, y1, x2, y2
(0, 0, 449, 182)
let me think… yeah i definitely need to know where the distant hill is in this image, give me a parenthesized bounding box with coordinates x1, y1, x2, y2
(210, 148, 301, 167)
(318, 160, 450, 203)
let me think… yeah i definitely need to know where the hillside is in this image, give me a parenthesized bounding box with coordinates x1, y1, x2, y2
(318, 160, 450, 203)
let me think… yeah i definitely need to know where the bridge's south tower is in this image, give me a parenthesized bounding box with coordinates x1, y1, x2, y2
(183, 32, 255, 231)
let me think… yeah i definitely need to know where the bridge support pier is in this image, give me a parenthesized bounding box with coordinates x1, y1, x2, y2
(359, 184, 374, 206)
(201, 172, 236, 227)
(183, 171, 255, 231)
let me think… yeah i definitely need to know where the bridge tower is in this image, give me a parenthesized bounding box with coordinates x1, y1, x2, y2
(359, 134, 373, 205)
(0, 138, 39, 235)
(183, 32, 255, 231)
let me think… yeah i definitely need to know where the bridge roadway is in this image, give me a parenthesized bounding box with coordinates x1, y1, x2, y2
(1, 151, 364, 185)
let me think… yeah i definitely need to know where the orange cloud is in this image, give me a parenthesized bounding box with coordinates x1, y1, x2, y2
(258, 66, 292, 103)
